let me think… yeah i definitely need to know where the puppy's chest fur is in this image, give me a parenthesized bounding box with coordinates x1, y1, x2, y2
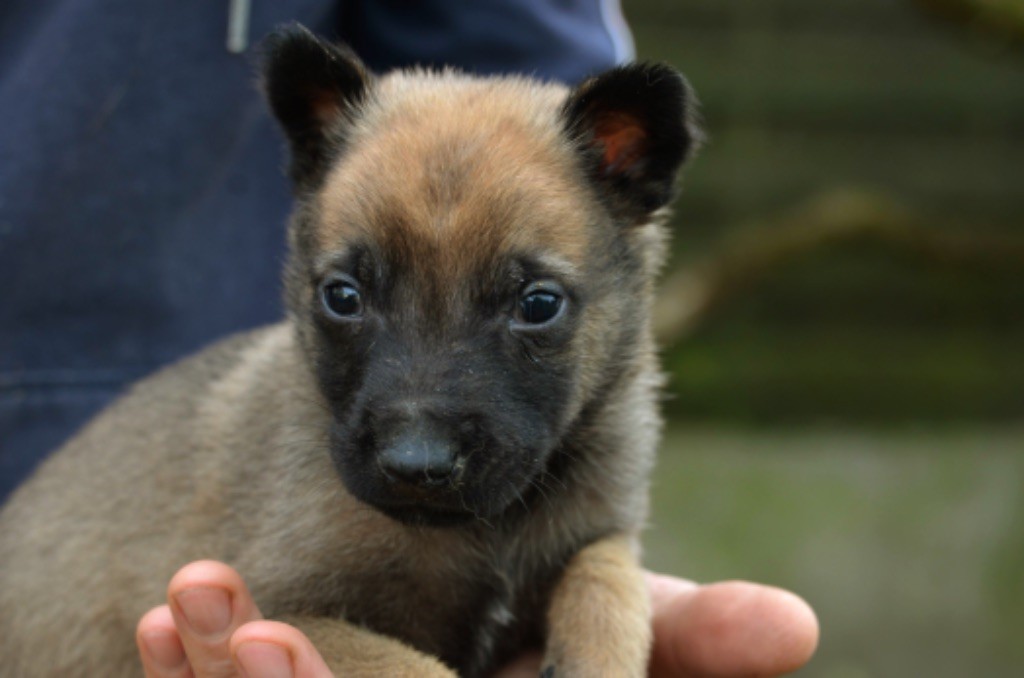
(243, 460, 589, 675)
(281, 534, 557, 675)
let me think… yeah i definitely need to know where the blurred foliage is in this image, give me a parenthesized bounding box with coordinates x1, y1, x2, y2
(654, 190, 1024, 423)
(628, 3, 1024, 677)
(914, 0, 1024, 44)
(627, 0, 1024, 424)
(645, 428, 1024, 678)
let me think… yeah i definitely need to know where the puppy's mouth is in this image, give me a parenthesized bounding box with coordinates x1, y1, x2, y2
(373, 502, 479, 527)
(370, 465, 478, 527)
(341, 452, 542, 529)
(329, 418, 549, 528)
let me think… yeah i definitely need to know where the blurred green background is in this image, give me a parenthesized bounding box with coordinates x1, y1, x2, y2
(626, 0, 1024, 675)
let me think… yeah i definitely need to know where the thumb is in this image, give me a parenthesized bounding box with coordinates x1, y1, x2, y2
(647, 575, 818, 677)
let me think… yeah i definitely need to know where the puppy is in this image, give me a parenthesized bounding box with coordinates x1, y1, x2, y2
(0, 25, 699, 677)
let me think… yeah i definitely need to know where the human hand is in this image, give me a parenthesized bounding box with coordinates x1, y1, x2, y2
(137, 561, 818, 677)
(494, 573, 819, 677)
(136, 561, 333, 678)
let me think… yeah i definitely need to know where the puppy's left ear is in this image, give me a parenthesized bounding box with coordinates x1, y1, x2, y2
(263, 24, 372, 190)
(562, 63, 701, 224)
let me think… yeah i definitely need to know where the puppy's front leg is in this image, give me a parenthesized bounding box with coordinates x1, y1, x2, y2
(542, 534, 651, 677)
(283, 616, 457, 677)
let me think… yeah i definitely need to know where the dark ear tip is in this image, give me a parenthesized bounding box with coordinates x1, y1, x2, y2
(622, 61, 685, 84)
(592, 61, 704, 156)
(589, 62, 686, 95)
(625, 62, 697, 114)
(637, 62, 705, 158)
(263, 22, 319, 50)
(261, 24, 368, 85)
(578, 61, 698, 120)
(262, 23, 311, 59)
(659, 66, 705, 158)
(261, 23, 326, 77)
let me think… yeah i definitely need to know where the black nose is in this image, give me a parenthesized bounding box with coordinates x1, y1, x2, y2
(378, 427, 457, 486)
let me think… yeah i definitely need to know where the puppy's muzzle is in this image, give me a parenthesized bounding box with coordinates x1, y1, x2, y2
(377, 422, 460, 487)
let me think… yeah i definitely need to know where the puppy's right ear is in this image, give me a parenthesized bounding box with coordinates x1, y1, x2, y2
(263, 25, 371, 189)
(561, 63, 700, 225)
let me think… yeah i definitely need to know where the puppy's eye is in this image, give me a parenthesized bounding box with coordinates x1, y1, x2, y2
(518, 289, 563, 325)
(321, 279, 363, 319)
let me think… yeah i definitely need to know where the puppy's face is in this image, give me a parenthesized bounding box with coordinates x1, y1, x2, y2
(264, 27, 697, 526)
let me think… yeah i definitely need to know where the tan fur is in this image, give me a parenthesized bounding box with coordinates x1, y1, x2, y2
(284, 616, 456, 677)
(543, 535, 652, 677)
(0, 62, 682, 677)
(316, 73, 591, 266)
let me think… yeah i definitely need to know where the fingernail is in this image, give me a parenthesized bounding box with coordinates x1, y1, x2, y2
(236, 641, 294, 678)
(140, 629, 186, 669)
(175, 587, 233, 636)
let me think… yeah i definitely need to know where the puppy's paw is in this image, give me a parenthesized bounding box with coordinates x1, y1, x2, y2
(541, 536, 651, 677)
(539, 642, 647, 678)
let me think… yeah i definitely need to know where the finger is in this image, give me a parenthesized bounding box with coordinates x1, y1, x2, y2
(167, 560, 264, 678)
(231, 621, 334, 678)
(137, 605, 193, 678)
(647, 575, 819, 678)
